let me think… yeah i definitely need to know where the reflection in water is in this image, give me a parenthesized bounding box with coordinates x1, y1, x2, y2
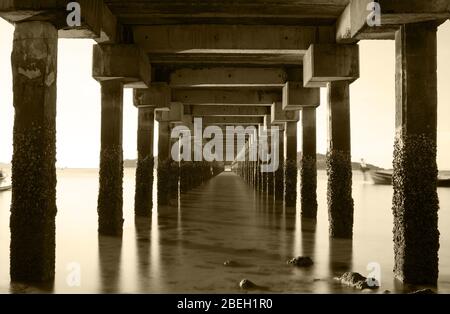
(98, 235, 122, 293)
(2, 169, 450, 293)
(135, 216, 151, 291)
(329, 238, 353, 276)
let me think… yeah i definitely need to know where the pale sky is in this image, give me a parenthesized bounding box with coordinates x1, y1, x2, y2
(1, 19, 450, 169)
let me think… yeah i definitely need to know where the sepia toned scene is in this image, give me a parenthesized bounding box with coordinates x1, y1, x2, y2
(1, 0, 450, 296)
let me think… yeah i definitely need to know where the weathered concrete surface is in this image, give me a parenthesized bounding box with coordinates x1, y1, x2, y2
(134, 84, 171, 110)
(98, 80, 124, 236)
(284, 122, 297, 207)
(336, 0, 450, 43)
(301, 108, 318, 219)
(157, 121, 171, 205)
(327, 81, 354, 239)
(393, 22, 439, 286)
(172, 89, 280, 106)
(10, 21, 58, 282)
(283, 82, 320, 111)
(93, 44, 151, 88)
(135, 107, 154, 217)
(303, 44, 359, 88)
(169, 67, 287, 88)
(271, 102, 299, 124)
(190, 105, 268, 117)
(0, 0, 118, 43)
(274, 128, 285, 201)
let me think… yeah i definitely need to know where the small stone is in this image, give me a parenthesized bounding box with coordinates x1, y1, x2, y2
(383, 290, 391, 294)
(410, 288, 436, 294)
(337, 272, 379, 290)
(287, 256, 314, 268)
(224, 260, 238, 267)
(239, 279, 257, 290)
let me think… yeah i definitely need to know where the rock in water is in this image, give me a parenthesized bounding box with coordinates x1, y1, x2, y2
(224, 260, 239, 267)
(239, 279, 257, 290)
(337, 272, 379, 290)
(287, 256, 314, 267)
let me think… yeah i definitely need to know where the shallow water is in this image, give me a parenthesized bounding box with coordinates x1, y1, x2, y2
(0, 168, 449, 293)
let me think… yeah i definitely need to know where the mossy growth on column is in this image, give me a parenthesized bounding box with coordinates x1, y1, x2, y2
(301, 155, 318, 218)
(392, 134, 439, 285)
(134, 156, 154, 217)
(327, 149, 354, 238)
(98, 147, 124, 236)
(157, 159, 171, 205)
(274, 160, 284, 201)
(284, 160, 297, 207)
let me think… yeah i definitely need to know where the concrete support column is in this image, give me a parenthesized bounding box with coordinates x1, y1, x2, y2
(327, 81, 354, 239)
(10, 21, 58, 282)
(135, 107, 154, 217)
(301, 108, 318, 218)
(157, 121, 171, 205)
(98, 80, 124, 236)
(168, 128, 180, 203)
(284, 122, 297, 207)
(393, 22, 439, 285)
(267, 134, 275, 196)
(275, 128, 285, 201)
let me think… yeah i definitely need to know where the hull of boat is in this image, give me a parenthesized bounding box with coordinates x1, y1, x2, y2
(370, 171, 450, 187)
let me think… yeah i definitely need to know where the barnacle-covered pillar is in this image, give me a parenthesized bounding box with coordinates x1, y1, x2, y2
(97, 80, 124, 236)
(327, 81, 353, 239)
(134, 106, 155, 217)
(157, 120, 171, 205)
(301, 107, 318, 218)
(10, 21, 58, 282)
(284, 122, 297, 207)
(393, 22, 439, 285)
(274, 126, 285, 201)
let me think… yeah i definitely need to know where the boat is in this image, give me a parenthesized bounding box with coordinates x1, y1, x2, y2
(370, 170, 450, 187)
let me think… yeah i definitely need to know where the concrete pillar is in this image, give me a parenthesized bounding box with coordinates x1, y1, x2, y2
(267, 134, 275, 196)
(98, 80, 124, 236)
(135, 107, 154, 217)
(10, 21, 58, 282)
(301, 108, 318, 218)
(168, 128, 180, 203)
(275, 128, 285, 201)
(393, 22, 439, 285)
(284, 122, 297, 207)
(157, 121, 171, 205)
(327, 81, 354, 239)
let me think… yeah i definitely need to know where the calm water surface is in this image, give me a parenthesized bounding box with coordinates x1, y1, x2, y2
(0, 168, 449, 293)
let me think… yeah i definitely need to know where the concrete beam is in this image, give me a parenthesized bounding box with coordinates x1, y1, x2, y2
(303, 44, 359, 88)
(93, 44, 151, 88)
(172, 89, 281, 106)
(134, 83, 171, 110)
(190, 105, 269, 117)
(155, 102, 184, 123)
(0, 0, 118, 43)
(134, 25, 335, 64)
(283, 82, 320, 110)
(168, 67, 287, 88)
(271, 102, 299, 124)
(201, 117, 263, 125)
(336, 0, 450, 43)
